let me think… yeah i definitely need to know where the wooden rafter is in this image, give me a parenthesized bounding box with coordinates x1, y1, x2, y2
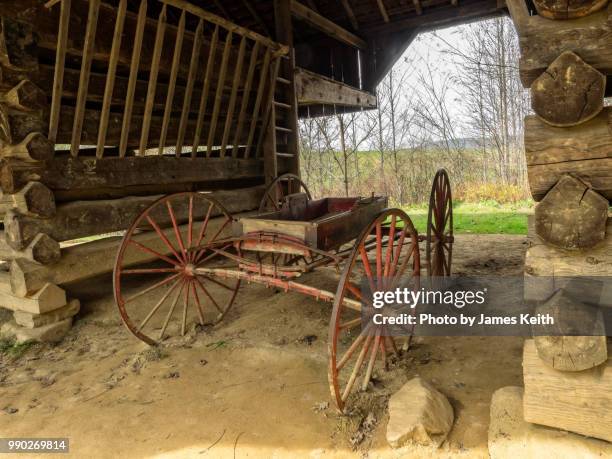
(306, 0, 319, 11)
(376, 0, 390, 22)
(291, 1, 366, 49)
(413, 0, 423, 15)
(340, 0, 359, 30)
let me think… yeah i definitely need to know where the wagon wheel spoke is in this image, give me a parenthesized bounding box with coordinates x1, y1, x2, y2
(166, 200, 187, 263)
(194, 276, 224, 315)
(124, 273, 182, 304)
(362, 329, 381, 391)
(144, 214, 184, 264)
(122, 268, 179, 275)
(137, 277, 182, 332)
(128, 239, 181, 268)
(159, 280, 186, 340)
(341, 334, 373, 402)
(330, 208, 420, 412)
(114, 192, 241, 345)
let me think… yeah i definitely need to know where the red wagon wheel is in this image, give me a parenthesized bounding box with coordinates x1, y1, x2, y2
(329, 209, 421, 412)
(114, 192, 240, 345)
(426, 169, 453, 277)
(259, 173, 312, 212)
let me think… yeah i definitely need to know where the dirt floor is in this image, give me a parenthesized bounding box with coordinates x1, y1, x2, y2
(0, 234, 527, 458)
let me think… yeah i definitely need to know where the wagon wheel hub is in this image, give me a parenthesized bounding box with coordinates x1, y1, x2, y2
(183, 263, 196, 277)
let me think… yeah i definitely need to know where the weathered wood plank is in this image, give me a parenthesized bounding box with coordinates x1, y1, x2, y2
(524, 216, 612, 302)
(523, 339, 612, 442)
(524, 109, 612, 201)
(295, 67, 377, 108)
(0, 276, 66, 314)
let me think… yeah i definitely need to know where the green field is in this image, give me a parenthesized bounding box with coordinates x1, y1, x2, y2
(402, 202, 532, 235)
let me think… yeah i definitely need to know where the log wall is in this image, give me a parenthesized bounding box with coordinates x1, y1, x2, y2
(507, 0, 612, 439)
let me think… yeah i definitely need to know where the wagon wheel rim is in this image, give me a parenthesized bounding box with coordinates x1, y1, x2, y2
(113, 192, 240, 345)
(426, 169, 453, 277)
(259, 173, 312, 212)
(329, 209, 421, 412)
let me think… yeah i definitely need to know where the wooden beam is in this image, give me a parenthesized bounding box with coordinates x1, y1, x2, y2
(506, 0, 612, 87)
(0, 182, 56, 218)
(524, 217, 612, 302)
(340, 0, 359, 29)
(290, 1, 367, 49)
(523, 339, 612, 442)
(524, 109, 612, 201)
(0, 276, 66, 314)
(295, 67, 377, 108)
(4, 185, 266, 249)
(376, 0, 390, 22)
(365, 0, 503, 34)
(159, 0, 286, 52)
(0, 157, 267, 197)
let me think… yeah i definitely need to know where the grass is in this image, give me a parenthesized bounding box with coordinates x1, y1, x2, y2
(402, 201, 532, 235)
(0, 338, 36, 360)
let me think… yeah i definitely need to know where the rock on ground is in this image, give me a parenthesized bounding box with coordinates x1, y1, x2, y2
(1, 317, 72, 343)
(386, 376, 454, 448)
(488, 386, 612, 459)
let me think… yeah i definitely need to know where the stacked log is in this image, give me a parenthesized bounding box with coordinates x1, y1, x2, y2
(506, 0, 612, 443)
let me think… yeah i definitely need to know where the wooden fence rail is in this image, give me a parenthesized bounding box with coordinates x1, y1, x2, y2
(47, 0, 288, 161)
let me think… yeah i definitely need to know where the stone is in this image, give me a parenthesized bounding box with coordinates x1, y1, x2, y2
(1, 317, 72, 343)
(386, 376, 454, 448)
(488, 386, 612, 459)
(13, 298, 80, 328)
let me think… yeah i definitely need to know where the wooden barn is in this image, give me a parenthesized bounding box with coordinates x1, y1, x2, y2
(0, 0, 610, 449)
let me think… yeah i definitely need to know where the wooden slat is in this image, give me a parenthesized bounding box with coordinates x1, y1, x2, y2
(220, 36, 247, 157)
(206, 31, 233, 156)
(120, 0, 147, 157)
(48, 0, 71, 143)
(139, 5, 167, 156)
(290, 1, 366, 49)
(158, 9, 186, 155)
(232, 41, 260, 158)
(192, 25, 219, 157)
(176, 19, 204, 156)
(69, 0, 100, 157)
(96, 0, 127, 159)
(159, 0, 286, 52)
(244, 48, 271, 158)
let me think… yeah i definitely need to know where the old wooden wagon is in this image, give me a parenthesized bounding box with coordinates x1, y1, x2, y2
(113, 169, 453, 411)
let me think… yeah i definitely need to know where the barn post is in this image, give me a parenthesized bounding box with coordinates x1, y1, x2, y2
(271, 0, 300, 189)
